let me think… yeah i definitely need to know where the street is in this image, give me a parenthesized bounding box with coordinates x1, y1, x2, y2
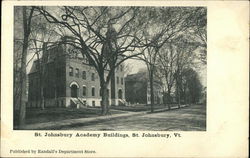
(63, 104, 206, 131)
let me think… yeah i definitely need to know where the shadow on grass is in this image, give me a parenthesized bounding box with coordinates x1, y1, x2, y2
(14, 107, 125, 126)
(110, 104, 181, 112)
(146, 105, 189, 114)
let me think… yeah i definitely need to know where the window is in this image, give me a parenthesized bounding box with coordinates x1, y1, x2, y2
(82, 71, 86, 80)
(99, 88, 102, 96)
(92, 101, 95, 107)
(82, 86, 86, 96)
(69, 67, 73, 76)
(121, 77, 123, 85)
(75, 68, 79, 77)
(91, 73, 95, 81)
(117, 77, 119, 84)
(92, 87, 95, 96)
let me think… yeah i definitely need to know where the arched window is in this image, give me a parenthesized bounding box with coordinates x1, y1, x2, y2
(117, 77, 119, 84)
(69, 67, 73, 76)
(82, 86, 87, 96)
(92, 87, 95, 96)
(91, 73, 95, 81)
(121, 77, 123, 85)
(75, 68, 79, 77)
(99, 88, 102, 96)
(71, 84, 78, 98)
(70, 81, 79, 98)
(107, 89, 110, 98)
(82, 71, 86, 80)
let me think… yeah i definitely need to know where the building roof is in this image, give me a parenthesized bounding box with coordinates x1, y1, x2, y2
(125, 71, 147, 82)
(125, 70, 163, 88)
(29, 60, 38, 74)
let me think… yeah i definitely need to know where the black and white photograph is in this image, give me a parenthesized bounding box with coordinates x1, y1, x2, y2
(1, 1, 249, 157)
(13, 6, 207, 131)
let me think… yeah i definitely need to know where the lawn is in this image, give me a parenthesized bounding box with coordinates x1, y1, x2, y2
(14, 104, 182, 126)
(110, 104, 177, 112)
(14, 107, 125, 125)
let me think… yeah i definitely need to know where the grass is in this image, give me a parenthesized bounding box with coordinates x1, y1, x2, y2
(14, 103, 195, 126)
(14, 106, 125, 125)
(110, 104, 178, 112)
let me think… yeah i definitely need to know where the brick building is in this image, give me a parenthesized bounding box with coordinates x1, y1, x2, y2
(125, 70, 163, 105)
(28, 38, 125, 108)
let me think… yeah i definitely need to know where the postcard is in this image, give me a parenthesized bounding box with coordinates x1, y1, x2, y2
(1, 1, 249, 157)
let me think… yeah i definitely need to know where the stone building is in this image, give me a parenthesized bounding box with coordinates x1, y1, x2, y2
(125, 70, 163, 105)
(28, 39, 125, 108)
(125, 72, 147, 104)
(146, 81, 163, 105)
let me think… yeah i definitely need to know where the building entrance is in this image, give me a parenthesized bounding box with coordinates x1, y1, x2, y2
(118, 89, 123, 99)
(71, 84, 78, 98)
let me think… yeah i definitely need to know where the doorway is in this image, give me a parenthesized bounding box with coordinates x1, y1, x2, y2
(71, 84, 78, 98)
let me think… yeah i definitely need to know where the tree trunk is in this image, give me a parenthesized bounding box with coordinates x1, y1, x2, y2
(36, 53, 45, 110)
(40, 43, 48, 109)
(19, 7, 29, 128)
(149, 69, 154, 113)
(167, 89, 171, 109)
(18, 6, 34, 128)
(55, 85, 57, 106)
(101, 82, 109, 115)
(163, 91, 167, 107)
(19, 40, 28, 127)
(41, 88, 45, 109)
(177, 79, 181, 108)
(183, 85, 187, 104)
(40, 64, 45, 109)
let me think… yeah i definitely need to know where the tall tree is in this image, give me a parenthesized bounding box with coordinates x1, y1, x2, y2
(35, 6, 143, 115)
(185, 7, 207, 64)
(181, 68, 203, 103)
(156, 43, 177, 109)
(173, 37, 198, 107)
(18, 6, 34, 127)
(137, 7, 193, 112)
